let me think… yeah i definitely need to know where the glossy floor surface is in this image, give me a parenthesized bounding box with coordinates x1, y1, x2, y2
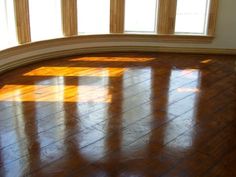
(0, 53, 235, 177)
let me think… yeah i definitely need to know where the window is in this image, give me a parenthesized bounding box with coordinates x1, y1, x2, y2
(0, 0, 218, 51)
(175, 0, 210, 34)
(0, 0, 17, 50)
(29, 0, 62, 41)
(77, 0, 110, 34)
(124, 0, 158, 33)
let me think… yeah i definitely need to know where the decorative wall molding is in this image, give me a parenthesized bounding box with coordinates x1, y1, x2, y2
(0, 34, 214, 57)
(0, 35, 235, 74)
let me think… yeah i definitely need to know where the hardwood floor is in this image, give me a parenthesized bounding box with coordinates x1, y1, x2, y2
(0, 52, 235, 177)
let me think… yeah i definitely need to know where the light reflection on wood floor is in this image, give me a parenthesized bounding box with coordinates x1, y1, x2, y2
(0, 53, 235, 177)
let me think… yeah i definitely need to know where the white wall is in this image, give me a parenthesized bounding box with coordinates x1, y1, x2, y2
(211, 0, 236, 48)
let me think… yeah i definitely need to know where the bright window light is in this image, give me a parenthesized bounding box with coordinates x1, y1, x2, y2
(77, 0, 110, 34)
(175, 0, 210, 34)
(0, 0, 17, 50)
(29, 0, 62, 41)
(125, 0, 158, 33)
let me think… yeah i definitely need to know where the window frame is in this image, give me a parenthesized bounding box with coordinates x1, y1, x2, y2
(110, 0, 218, 40)
(3, 0, 218, 49)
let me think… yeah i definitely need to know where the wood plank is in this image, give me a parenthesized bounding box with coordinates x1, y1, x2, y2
(0, 53, 235, 177)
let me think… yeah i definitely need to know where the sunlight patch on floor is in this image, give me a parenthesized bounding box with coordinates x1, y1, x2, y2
(0, 85, 111, 103)
(23, 67, 126, 77)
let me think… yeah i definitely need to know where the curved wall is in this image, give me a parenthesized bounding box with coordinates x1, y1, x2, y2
(128, 0, 236, 49)
(158, 0, 236, 49)
(0, 0, 236, 74)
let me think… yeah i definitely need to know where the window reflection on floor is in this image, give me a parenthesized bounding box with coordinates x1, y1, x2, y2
(121, 68, 152, 154)
(166, 69, 201, 149)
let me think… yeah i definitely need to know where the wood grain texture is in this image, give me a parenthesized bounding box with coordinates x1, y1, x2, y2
(61, 0, 78, 36)
(158, 0, 177, 34)
(0, 52, 235, 177)
(110, 0, 125, 33)
(14, 0, 31, 44)
(207, 0, 219, 35)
